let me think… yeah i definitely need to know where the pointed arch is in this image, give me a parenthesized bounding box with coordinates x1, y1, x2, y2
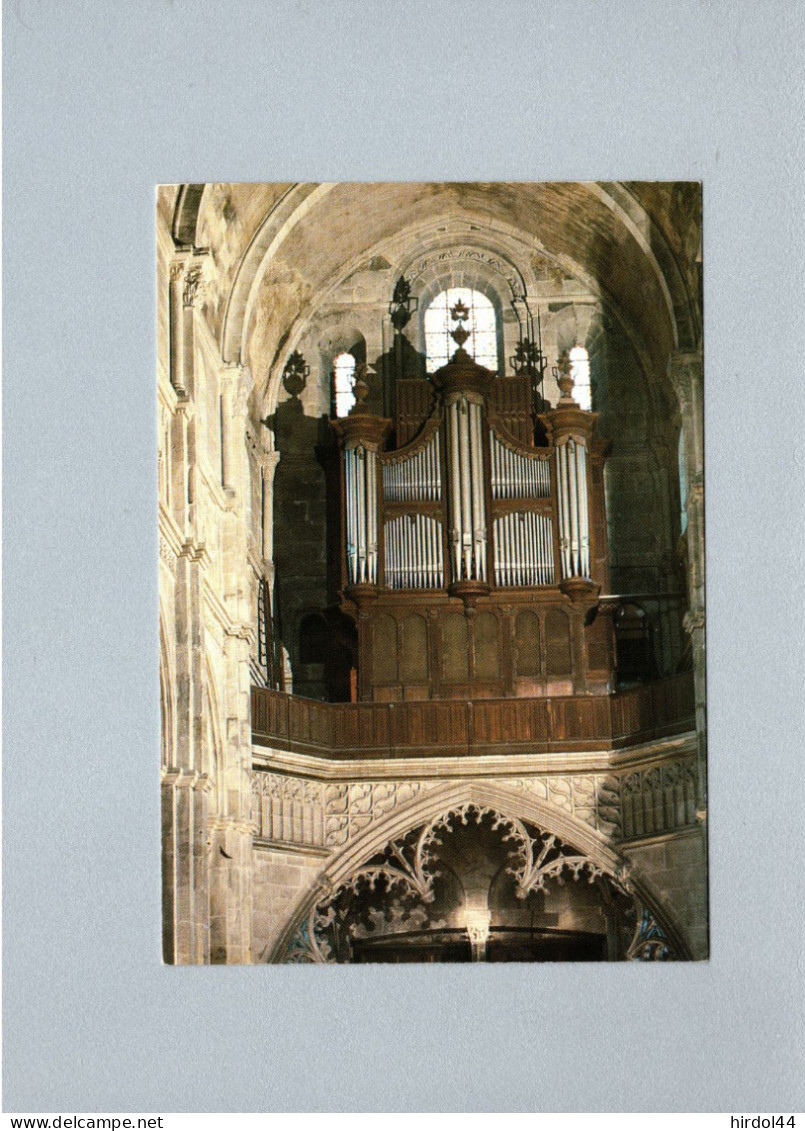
(264, 779, 691, 962)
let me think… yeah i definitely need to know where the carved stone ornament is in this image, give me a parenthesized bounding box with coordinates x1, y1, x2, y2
(405, 245, 524, 296)
(281, 350, 309, 399)
(280, 804, 664, 964)
(182, 266, 204, 308)
(554, 350, 575, 402)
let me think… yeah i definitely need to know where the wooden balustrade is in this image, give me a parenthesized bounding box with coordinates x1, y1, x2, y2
(251, 672, 695, 761)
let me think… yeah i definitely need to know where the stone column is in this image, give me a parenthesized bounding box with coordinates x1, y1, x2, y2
(169, 397, 192, 528)
(669, 351, 706, 808)
(260, 450, 281, 574)
(161, 769, 211, 964)
(207, 360, 258, 963)
(181, 263, 204, 397)
(169, 260, 187, 395)
(219, 374, 235, 492)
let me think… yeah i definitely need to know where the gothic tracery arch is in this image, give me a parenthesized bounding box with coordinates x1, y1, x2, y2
(266, 781, 689, 964)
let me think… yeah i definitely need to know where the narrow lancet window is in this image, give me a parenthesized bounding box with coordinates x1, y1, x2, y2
(333, 352, 356, 417)
(569, 345, 591, 411)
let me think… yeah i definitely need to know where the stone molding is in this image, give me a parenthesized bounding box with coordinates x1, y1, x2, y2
(404, 244, 525, 296)
(251, 758, 698, 852)
(162, 768, 212, 791)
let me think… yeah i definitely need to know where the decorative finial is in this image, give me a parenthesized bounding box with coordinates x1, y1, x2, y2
(282, 350, 310, 399)
(554, 350, 575, 403)
(389, 275, 418, 332)
(449, 299, 471, 349)
(510, 338, 542, 377)
(349, 362, 373, 413)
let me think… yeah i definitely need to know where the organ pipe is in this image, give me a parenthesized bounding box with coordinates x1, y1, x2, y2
(382, 432, 442, 501)
(555, 437, 591, 581)
(490, 432, 551, 499)
(384, 515, 444, 589)
(343, 443, 380, 585)
(444, 394, 487, 583)
(493, 512, 555, 587)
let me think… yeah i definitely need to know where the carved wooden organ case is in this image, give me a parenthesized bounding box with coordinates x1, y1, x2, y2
(330, 347, 614, 703)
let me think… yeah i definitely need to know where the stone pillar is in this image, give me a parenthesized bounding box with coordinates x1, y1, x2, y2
(169, 260, 187, 395)
(206, 360, 258, 963)
(181, 263, 204, 396)
(169, 398, 192, 527)
(219, 379, 234, 492)
(669, 351, 706, 808)
(161, 769, 211, 964)
(260, 450, 281, 573)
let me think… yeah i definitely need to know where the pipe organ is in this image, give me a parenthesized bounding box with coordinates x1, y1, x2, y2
(331, 343, 613, 703)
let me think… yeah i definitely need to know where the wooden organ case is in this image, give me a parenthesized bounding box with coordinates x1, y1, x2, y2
(330, 346, 614, 704)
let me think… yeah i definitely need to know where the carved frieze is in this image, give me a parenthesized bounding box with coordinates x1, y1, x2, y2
(252, 772, 327, 847)
(251, 760, 697, 854)
(324, 781, 428, 848)
(405, 246, 524, 295)
(506, 773, 623, 838)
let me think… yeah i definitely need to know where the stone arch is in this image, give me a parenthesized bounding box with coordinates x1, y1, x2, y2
(227, 183, 693, 422)
(171, 183, 208, 248)
(222, 183, 338, 364)
(265, 778, 691, 962)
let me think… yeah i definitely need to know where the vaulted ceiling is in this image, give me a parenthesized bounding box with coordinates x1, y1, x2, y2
(165, 181, 701, 406)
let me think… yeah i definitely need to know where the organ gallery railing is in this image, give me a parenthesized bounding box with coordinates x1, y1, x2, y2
(251, 671, 695, 760)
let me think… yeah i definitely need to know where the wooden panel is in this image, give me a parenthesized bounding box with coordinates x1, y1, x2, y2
(400, 614, 428, 683)
(396, 379, 434, 446)
(441, 612, 469, 683)
(373, 614, 398, 685)
(514, 610, 540, 678)
(489, 376, 533, 445)
(585, 615, 611, 671)
(474, 611, 500, 681)
(473, 698, 549, 745)
(250, 674, 696, 758)
(545, 608, 572, 676)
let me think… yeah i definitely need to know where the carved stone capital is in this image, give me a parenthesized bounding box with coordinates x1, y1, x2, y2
(261, 449, 281, 480)
(169, 261, 186, 284)
(683, 608, 705, 635)
(668, 351, 703, 411)
(182, 265, 204, 308)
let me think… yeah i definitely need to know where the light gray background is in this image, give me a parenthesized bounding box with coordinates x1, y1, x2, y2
(4, 0, 804, 1113)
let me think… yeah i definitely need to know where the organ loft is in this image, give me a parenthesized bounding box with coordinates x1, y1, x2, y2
(330, 300, 614, 705)
(158, 182, 706, 964)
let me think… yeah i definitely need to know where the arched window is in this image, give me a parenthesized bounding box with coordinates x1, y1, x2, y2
(423, 288, 498, 374)
(333, 352, 356, 417)
(569, 346, 591, 411)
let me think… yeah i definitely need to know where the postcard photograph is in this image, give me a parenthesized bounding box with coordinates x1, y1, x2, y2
(158, 181, 706, 965)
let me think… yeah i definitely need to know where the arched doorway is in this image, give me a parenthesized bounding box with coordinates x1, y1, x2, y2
(275, 801, 681, 963)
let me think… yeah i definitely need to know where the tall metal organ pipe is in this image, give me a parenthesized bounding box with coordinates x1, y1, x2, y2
(555, 437, 591, 581)
(445, 393, 487, 582)
(343, 443, 380, 585)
